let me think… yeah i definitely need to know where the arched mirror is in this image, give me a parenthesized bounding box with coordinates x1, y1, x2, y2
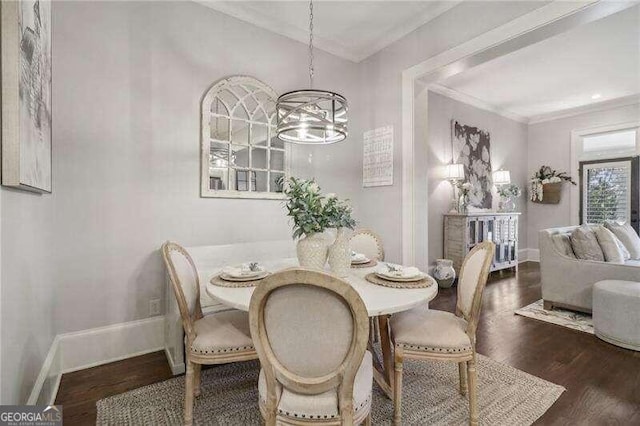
(201, 76, 289, 198)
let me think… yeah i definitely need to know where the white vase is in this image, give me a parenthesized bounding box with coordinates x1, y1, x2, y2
(328, 228, 351, 277)
(433, 259, 456, 288)
(297, 233, 330, 270)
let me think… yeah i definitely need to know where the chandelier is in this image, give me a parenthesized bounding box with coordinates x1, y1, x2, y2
(276, 0, 348, 144)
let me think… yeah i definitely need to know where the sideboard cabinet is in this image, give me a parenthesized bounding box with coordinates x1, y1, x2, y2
(444, 212, 520, 274)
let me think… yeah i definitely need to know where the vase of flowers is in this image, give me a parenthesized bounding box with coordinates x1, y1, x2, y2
(325, 195, 357, 277)
(457, 182, 472, 214)
(284, 177, 331, 270)
(497, 183, 522, 212)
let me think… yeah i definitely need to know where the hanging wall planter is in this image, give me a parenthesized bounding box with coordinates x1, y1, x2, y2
(530, 166, 576, 204)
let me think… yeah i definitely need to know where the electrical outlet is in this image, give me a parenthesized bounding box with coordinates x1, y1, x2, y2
(149, 299, 161, 316)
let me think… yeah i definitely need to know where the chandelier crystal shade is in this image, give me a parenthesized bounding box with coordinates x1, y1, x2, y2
(276, 0, 348, 144)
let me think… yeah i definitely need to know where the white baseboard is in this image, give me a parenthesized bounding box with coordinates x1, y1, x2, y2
(28, 316, 165, 405)
(518, 248, 540, 263)
(27, 336, 62, 405)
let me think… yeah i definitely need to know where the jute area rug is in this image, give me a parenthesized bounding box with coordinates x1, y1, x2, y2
(515, 299, 593, 334)
(97, 354, 564, 425)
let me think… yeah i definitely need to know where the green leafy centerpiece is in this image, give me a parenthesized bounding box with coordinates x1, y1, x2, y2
(283, 177, 356, 273)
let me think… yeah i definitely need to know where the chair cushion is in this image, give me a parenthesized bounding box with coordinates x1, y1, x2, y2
(189, 310, 254, 355)
(391, 309, 472, 354)
(258, 351, 373, 421)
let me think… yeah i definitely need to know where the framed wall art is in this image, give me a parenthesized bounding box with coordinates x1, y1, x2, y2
(1, 0, 52, 193)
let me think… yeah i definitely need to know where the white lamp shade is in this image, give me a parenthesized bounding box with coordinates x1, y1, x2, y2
(493, 170, 511, 185)
(445, 163, 465, 181)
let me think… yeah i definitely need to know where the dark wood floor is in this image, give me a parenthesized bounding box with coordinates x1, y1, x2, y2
(56, 262, 640, 425)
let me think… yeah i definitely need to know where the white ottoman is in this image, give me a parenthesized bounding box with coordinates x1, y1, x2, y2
(593, 280, 640, 351)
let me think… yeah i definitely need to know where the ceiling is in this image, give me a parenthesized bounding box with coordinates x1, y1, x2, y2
(197, 1, 461, 62)
(438, 5, 640, 122)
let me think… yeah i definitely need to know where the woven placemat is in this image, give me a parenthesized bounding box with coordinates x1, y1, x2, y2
(365, 272, 434, 289)
(210, 273, 271, 288)
(351, 259, 378, 269)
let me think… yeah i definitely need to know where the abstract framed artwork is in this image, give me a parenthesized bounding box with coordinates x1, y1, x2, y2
(452, 120, 493, 209)
(1, 0, 52, 193)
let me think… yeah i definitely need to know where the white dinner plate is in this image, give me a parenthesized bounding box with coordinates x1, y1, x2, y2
(375, 271, 427, 282)
(220, 271, 270, 282)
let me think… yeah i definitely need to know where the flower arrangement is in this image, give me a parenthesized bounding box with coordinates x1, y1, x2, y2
(283, 177, 355, 239)
(530, 166, 576, 202)
(497, 183, 522, 199)
(456, 181, 473, 213)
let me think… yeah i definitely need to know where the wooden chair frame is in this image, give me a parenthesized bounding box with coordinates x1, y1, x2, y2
(162, 241, 258, 426)
(249, 268, 372, 426)
(350, 229, 385, 261)
(391, 241, 495, 426)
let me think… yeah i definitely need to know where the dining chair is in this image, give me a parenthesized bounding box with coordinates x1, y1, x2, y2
(161, 241, 258, 426)
(350, 229, 385, 261)
(389, 241, 495, 426)
(249, 268, 373, 425)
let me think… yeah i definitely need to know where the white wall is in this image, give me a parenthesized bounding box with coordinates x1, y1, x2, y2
(357, 1, 546, 263)
(527, 103, 640, 249)
(426, 91, 529, 267)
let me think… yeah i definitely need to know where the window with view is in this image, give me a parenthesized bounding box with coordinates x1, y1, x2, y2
(578, 128, 639, 232)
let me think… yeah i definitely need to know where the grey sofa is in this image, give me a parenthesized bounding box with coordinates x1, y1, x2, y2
(539, 226, 640, 313)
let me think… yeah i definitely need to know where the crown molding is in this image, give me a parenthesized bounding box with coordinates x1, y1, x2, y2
(195, 1, 462, 63)
(428, 83, 529, 123)
(528, 94, 640, 124)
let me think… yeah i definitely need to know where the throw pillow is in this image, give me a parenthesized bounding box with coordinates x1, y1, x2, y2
(593, 226, 625, 263)
(604, 221, 640, 260)
(570, 226, 605, 261)
(615, 236, 631, 260)
(551, 234, 577, 258)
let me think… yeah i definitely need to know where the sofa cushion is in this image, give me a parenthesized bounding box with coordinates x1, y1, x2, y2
(551, 234, 576, 258)
(571, 226, 605, 261)
(594, 226, 626, 264)
(604, 221, 640, 260)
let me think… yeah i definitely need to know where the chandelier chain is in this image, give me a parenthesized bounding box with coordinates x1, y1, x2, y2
(309, 0, 314, 88)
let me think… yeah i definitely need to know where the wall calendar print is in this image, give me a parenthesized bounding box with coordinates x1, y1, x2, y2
(363, 125, 393, 187)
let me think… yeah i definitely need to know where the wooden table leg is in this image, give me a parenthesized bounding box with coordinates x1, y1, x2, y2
(370, 315, 394, 399)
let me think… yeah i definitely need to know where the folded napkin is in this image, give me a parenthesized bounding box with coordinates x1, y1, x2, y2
(376, 263, 421, 278)
(351, 252, 367, 262)
(223, 263, 264, 277)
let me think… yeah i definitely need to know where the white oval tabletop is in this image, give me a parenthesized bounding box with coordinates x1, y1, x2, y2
(204, 258, 438, 317)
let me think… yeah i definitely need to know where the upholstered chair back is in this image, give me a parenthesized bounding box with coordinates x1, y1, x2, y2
(350, 229, 385, 261)
(455, 241, 495, 338)
(162, 241, 203, 339)
(250, 269, 369, 419)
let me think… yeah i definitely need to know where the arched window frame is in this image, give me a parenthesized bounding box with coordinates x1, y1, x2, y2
(200, 76, 290, 199)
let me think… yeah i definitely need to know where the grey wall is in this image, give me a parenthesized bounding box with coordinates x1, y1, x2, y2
(1, 0, 362, 404)
(426, 91, 529, 267)
(1, 189, 55, 404)
(527, 103, 640, 249)
(357, 1, 547, 263)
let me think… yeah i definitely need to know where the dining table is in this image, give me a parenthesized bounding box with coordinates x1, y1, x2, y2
(204, 258, 438, 398)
